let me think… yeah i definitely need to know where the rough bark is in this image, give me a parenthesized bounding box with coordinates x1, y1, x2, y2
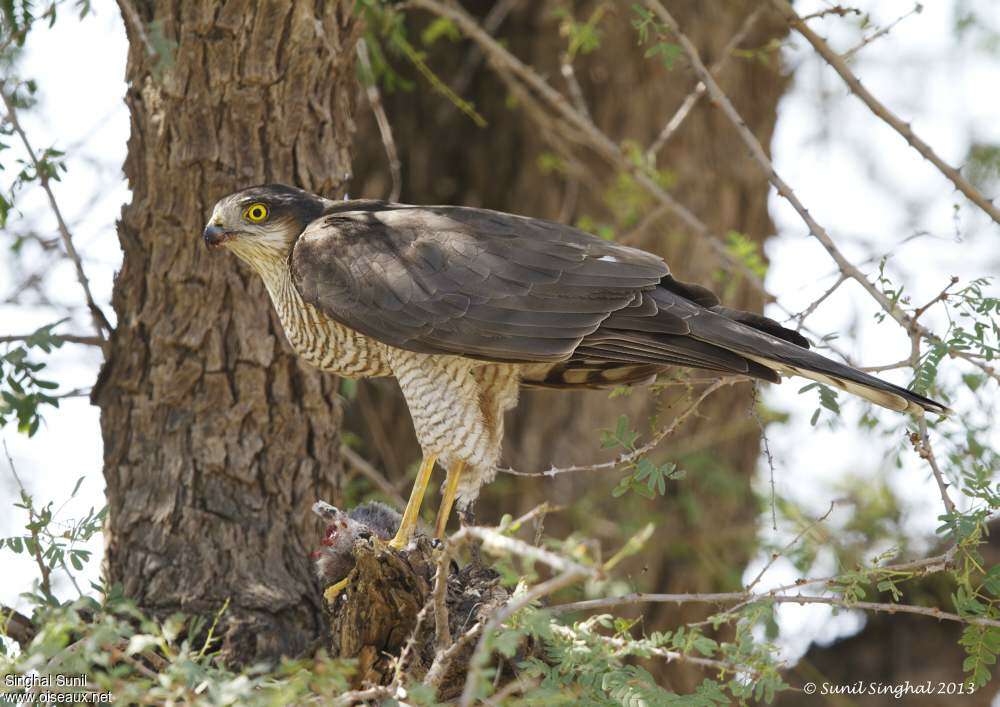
(94, 0, 360, 665)
(350, 0, 788, 690)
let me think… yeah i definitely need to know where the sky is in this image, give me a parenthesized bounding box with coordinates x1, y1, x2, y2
(1, 0, 999, 686)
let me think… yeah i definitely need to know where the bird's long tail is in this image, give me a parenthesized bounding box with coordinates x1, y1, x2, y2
(689, 302, 949, 416)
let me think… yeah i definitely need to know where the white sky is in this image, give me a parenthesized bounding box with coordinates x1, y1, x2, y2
(1, 0, 998, 686)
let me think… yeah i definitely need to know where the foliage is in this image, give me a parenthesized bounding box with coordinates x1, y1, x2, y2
(631, 5, 681, 69)
(553, 4, 609, 60)
(0, 0, 90, 46)
(0, 321, 68, 437)
(354, 0, 486, 125)
(601, 414, 686, 499)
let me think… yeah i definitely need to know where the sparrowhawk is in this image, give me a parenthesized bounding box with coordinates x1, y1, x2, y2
(203, 184, 947, 550)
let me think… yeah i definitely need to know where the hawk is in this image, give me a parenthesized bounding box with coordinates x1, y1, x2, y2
(204, 184, 947, 549)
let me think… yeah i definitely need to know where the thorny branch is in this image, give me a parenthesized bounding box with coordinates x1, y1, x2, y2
(395, 516, 971, 701)
(842, 3, 924, 61)
(0, 87, 112, 343)
(644, 0, 998, 385)
(3, 440, 52, 598)
(550, 591, 1000, 630)
(646, 6, 764, 160)
(500, 376, 746, 478)
(409, 0, 776, 300)
(771, 0, 1000, 227)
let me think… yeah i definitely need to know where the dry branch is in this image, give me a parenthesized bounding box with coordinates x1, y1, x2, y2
(0, 88, 112, 342)
(646, 7, 764, 159)
(501, 376, 745, 478)
(409, 0, 775, 299)
(770, 0, 1000, 227)
(357, 40, 402, 202)
(644, 0, 998, 386)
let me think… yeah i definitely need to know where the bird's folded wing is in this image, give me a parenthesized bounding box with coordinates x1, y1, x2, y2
(289, 203, 669, 362)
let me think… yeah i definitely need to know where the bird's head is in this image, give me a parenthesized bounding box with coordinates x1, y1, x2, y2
(203, 184, 330, 265)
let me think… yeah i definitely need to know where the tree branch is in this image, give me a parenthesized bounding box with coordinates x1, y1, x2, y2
(770, 0, 1000, 227)
(500, 376, 745, 478)
(842, 4, 924, 61)
(550, 591, 1000, 629)
(0, 333, 104, 347)
(408, 0, 775, 300)
(644, 0, 998, 386)
(0, 87, 112, 342)
(646, 6, 764, 160)
(357, 39, 402, 202)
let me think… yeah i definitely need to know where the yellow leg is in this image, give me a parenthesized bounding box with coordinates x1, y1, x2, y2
(389, 454, 437, 549)
(323, 571, 355, 603)
(434, 461, 466, 539)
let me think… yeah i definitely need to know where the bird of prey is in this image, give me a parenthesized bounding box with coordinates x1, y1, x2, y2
(204, 184, 947, 550)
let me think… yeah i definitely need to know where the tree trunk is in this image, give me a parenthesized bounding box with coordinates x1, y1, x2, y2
(350, 0, 788, 690)
(94, 0, 360, 665)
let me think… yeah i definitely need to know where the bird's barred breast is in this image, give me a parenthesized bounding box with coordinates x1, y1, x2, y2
(261, 263, 393, 378)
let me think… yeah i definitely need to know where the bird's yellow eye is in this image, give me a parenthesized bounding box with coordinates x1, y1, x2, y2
(244, 202, 269, 223)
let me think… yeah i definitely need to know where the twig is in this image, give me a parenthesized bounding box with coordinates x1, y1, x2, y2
(646, 7, 764, 160)
(499, 377, 744, 478)
(409, 0, 775, 299)
(340, 444, 407, 508)
(746, 501, 838, 593)
(791, 274, 848, 328)
(750, 384, 779, 531)
(330, 686, 398, 706)
(0, 87, 112, 341)
(457, 526, 597, 578)
(908, 370, 958, 516)
(0, 332, 104, 347)
(771, 0, 1000, 227)
(800, 6, 862, 21)
(425, 617, 483, 689)
(432, 545, 451, 650)
(3, 440, 52, 598)
(549, 590, 1000, 629)
(551, 545, 956, 615)
(357, 40, 402, 202)
(459, 570, 587, 706)
(842, 4, 924, 61)
(483, 676, 539, 705)
(645, 0, 998, 386)
(450, 0, 520, 97)
(913, 276, 958, 321)
(859, 357, 913, 374)
(550, 623, 763, 677)
(392, 597, 434, 687)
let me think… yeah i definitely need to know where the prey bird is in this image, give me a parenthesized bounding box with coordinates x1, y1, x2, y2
(204, 184, 947, 550)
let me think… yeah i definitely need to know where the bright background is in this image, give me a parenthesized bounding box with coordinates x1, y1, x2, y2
(1, 0, 998, 686)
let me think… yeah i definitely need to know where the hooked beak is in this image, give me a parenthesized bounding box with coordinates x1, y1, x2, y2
(203, 224, 235, 250)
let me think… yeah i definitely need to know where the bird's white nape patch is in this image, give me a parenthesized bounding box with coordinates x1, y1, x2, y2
(597, 255, 619, 262)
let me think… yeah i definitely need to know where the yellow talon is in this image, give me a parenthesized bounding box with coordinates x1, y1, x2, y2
(388, 455, 437, 549)
(324, 572, 354, 602)
(435, 461, 465, 539)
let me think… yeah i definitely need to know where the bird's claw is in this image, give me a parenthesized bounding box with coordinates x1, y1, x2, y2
(323, 571, 355, 603)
